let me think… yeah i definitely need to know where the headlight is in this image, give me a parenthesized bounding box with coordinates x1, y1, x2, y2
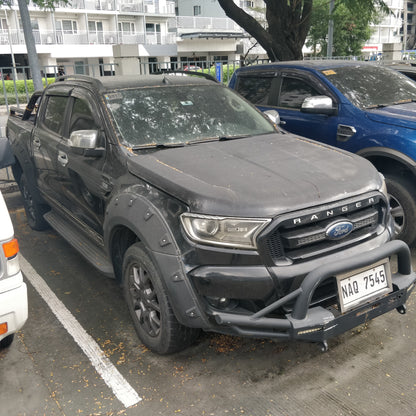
(379, 173, 388, 201)
(180, 213, 271, 249)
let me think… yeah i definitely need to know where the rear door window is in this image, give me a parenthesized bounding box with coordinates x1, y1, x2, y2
(236, 75, 274, 105)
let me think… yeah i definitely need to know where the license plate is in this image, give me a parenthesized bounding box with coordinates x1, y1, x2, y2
(336, 258, 392, 313)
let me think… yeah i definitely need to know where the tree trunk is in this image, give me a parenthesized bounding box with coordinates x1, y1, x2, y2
(217, 0, 313, 61)
(17, 0, 43, 91)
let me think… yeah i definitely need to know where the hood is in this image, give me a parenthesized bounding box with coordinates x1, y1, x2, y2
(126, 133, 382, 218)
(366, 101, 416, 130)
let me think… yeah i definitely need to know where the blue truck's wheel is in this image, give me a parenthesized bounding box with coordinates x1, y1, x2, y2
(385, 174, 416, 246)
(122, 243, 200, 354)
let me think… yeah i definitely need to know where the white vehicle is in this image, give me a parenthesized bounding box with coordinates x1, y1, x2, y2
(0, 190, 27, 348)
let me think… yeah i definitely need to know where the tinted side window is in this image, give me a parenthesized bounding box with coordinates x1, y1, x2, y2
(279, 77, 320, 109)
(43, 95, 68, 134)
(236, 76, 273, 105)
(69, 98, 97, 135)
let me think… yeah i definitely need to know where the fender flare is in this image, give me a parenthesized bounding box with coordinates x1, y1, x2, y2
(357, 146, 416, 176)
(103, 190, 209, 329)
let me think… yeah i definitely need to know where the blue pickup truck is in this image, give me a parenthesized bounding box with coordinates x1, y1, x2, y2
(229, 61, 416, 246)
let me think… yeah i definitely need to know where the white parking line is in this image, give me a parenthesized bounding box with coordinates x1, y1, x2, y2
(20, 255, 142, 408)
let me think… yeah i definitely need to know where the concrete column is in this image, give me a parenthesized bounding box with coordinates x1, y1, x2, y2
(112, 44, 140, 75)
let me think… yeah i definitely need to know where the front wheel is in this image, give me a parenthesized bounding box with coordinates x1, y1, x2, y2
(122, 243, 200, 354)
(385, 174, 416, 246)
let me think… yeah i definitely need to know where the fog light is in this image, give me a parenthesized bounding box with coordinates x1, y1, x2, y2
(207, 296, 231, 309)
(0, 322, 8, 336)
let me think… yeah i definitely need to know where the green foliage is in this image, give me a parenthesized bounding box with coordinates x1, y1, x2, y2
(307, 0, 384, 57)
(0, 78, 55, 103)
(202, 65, 240, 83)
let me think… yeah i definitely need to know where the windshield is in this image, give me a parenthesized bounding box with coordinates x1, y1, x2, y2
(104, 84, 275, 147)
(321, 65, 416, 109)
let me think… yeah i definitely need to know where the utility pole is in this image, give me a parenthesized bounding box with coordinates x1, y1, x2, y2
(403, 0, 408, 58)
(17, 0, 43, 91)
(327, 0, 335, 58)
(4, 11, 18, 82)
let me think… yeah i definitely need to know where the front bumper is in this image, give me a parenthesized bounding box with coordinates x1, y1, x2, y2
(0, 276, 28, 342)
(210, 240, 416, 344)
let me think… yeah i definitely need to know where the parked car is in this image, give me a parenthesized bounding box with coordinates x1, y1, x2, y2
(2, 74, 416, 354)
(0, 190, 27, 348)
(183, 65, 201, 71)
(229, 60, 416, 246)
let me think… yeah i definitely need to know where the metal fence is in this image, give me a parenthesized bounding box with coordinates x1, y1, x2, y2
(0, 59, 271, 113)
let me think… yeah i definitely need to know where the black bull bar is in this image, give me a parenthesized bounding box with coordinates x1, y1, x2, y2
(212, 240, 416, 346)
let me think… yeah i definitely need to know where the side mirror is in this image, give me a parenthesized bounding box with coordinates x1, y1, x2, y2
(264, 109, 281, 125)
(69, 130, 98, 149)
(69, 130, 104, 157)
(301, 96, 337, 115)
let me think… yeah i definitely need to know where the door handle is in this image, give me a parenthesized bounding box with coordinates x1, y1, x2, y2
(58, 151, 68, 167)
(33, 137, 41, 148)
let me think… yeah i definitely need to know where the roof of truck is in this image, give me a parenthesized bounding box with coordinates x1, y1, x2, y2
(55, 73, 218, 92)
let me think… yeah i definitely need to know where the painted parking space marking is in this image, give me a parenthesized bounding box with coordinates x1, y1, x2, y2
(20, 254, 141, 408)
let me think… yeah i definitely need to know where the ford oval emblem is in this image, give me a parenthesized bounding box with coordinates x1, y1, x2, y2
(325, 221, 354, 240)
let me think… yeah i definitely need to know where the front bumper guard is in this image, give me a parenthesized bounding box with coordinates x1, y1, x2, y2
(212, 240, 416, 344)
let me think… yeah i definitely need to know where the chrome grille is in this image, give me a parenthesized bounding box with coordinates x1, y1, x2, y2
(259, 194, 386, 264)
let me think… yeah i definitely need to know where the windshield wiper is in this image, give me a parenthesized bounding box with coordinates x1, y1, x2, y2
(131, 142, 186, 150)
(365, 99, 416, 109)
(218, 134, 250, 141)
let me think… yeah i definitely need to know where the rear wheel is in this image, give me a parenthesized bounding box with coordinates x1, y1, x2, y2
(19, 173, 49, 231)
(122, 243, 200, 354)
(385, 173, 416, 246)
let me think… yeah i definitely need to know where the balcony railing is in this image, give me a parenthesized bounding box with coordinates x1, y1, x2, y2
(0, 29, 176, 46)
(24, 0, 176, 14)
(168, 16, 240, 31)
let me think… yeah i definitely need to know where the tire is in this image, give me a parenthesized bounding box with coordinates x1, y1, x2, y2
(0, 334, 14, 349)
(122, 243, 200, 354)
(385, 174, 416, 246)
(19, 173, 49, 231)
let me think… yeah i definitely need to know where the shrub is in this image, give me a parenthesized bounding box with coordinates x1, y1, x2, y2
(0, 78, 55, 105)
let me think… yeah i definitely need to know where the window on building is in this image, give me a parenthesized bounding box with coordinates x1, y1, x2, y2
(0, 19, 7, 31)
(118, 22, 136, 34)
(193, 5, 201, 15)
(240, 1, 254, 7)
(57, 20, 78, 34)
(214, 55, 228, 62)
(19, 19, 39, 30)
(88, 21, 103, 33)
(146, 23, 161, 33)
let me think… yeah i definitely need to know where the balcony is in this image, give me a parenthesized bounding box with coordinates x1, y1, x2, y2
(168, 16, 240, 32)
(0, 29, 176, 46)
(25, 0, 176, 14)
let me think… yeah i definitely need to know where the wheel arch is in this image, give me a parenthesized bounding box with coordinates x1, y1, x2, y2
(104, 191, 209, 328)
(357, 147, 416, 178)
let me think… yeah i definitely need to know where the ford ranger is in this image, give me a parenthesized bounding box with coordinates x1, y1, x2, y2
(229, 60, 416, 247)
(2, 74, 415, 354)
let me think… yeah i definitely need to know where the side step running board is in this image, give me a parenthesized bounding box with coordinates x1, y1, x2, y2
(44, 211, 114, 277)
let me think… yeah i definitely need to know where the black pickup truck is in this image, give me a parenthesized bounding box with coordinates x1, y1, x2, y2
(2, 74, 416, 354)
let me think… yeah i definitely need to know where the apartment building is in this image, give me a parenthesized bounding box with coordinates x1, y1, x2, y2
(0, 0, 259, 77)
